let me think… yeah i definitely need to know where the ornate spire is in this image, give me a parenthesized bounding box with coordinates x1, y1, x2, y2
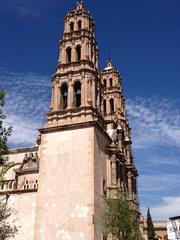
(104, 58, 113, 70)
(77, 0, 83, 4)
(107, 58, 113, 68)
(77, 0, 83, 10)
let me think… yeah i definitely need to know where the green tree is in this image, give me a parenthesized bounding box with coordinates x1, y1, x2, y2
(103, 190, 143, 240)
(0, 90, 18, 239)
(0, 90, 12, 168)
(146, 208, 155, 240)
(0, 200, 18, 239)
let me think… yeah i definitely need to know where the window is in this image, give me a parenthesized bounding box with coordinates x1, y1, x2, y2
(74, 81, 81, 107)
(109, 78, 113, 87)
(110, 98, 114, 112)
(103, 100, 107, 113)
(78, 20, 82, 30)
(103, 79, 107, 88)
(70, 22, 74, 32)
(66, 47, 72, 63)
(61, 83, 68, 109)
(76, 45, 81, 61)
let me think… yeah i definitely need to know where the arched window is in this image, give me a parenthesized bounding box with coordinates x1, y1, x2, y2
(61, 83, 68, 109)
(78, 20, 82, 30)
(109, 78, 113, 87)
(66, 47, 72, 63)
(103, 100, 107, 113)
(76, 45, 81, 61)
(110, 98, 114, 112)
(103, 79, 107, 88)
(74, 81, 81, 107)
(70, 22, 74, 32)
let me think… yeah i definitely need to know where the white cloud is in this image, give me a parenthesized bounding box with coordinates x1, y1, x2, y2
(139, 174, 180, 193)
(0, 0, 61, 20)
(1, 71, 50, 147)
(144, 155, 180, 167)
(141, 196, 180, 220)
(0, 0, 40, 20)
(5, 114, 39, 146)
(127, 97, 180, 149)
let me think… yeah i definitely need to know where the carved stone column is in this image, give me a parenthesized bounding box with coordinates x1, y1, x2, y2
(68, 77, 73, 109)
(95, 48, 98, 69)
(117, 130, 123, 151)
(88, 42, 91, 61)
(81, 73, 85, 106)
(61, 43, 66, 64)
(114, 95, 119, 111)
(54, 77, 60, 111)
(82, 14, 85, 29)
(127, 171, 132, 198)
(87, 78, 92, 105)
(72, 42, 76, 62)
(85, 39, 89, 60)
(111, 154, 117, 186)
(50, 83, 55, 111)
(58, 45, 62, 63)
(125, 144, 131, 164)
(84, 77, 87, 106)
(92, 78, 96, 107)
(74, 16, 78, 31)
(64, 20, 68, 33)
(107, 97, 110, 114)
(81, 38, 85, 60)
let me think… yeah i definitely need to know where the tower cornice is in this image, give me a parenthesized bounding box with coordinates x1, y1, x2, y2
(61, 30, 95, 41)
(55, 60, 98, 75)
(52, 68, 98, 79)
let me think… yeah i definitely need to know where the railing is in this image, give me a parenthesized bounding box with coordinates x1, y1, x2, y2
(23, 179, 38, 190)
(0, 179, 38, 193)
(0, 180, 17, 191)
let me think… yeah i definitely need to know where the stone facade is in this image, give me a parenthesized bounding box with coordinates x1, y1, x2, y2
(0, 1, 138, 239)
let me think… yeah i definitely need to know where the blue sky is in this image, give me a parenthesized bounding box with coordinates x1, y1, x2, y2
(0, 0, 180, 220)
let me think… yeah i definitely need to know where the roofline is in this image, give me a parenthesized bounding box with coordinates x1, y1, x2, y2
(8, 146, 38, 155)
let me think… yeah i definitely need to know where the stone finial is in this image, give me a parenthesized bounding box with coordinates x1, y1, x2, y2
(104, 58, 113, 70)
(107, 58, 113, 68)
(77, 0, 83, 10)
(77, 0, 83, 4)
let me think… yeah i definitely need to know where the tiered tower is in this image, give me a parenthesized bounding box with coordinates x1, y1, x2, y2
(34, 2, 110, 240)
(101, 59, 138, 206)
(47, 0, 100, 127)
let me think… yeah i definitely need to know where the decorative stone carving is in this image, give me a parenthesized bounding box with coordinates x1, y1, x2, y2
(17, 153, 39, 175)
(111, 154, 117, 186)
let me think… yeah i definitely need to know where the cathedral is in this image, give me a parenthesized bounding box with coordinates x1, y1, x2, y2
(0, 1, 138, 240)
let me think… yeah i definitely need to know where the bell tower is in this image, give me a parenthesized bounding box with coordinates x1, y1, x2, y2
(34, 2, 110, 240)
(47, 0, 100, 128)
(101, 59, 138, 209)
